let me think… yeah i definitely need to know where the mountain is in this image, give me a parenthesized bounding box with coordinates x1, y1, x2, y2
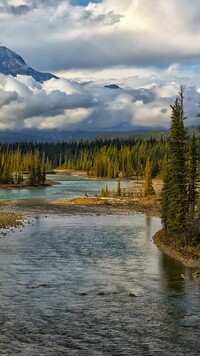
(0, 128, 169, 143)
(0, 46, 57, 82)
(104, 84, 121, 89)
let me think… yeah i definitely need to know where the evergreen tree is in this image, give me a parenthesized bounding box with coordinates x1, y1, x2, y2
(35, 160, 42, 183)
(144, 157, 155, 196)
(161, 87, 187, 234)
(41, 162, 46, 184)
(28, 158, 36, 185)
(117, 179, 121, 197)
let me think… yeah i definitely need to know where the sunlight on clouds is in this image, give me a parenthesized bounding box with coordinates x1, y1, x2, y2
(132, 101, 170, 127)
(43, 78, 82, 95)
(0, 1, 200, 133)
(24, 108, 93, 130)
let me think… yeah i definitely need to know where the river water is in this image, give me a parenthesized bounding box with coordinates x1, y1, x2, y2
(0, 179, 200, 355)
(0, 175, 132, 201)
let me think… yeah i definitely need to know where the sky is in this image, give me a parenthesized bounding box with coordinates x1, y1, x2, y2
(0, 0, 200, 133)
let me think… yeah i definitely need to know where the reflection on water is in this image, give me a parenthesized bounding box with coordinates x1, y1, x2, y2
(160, 253, 186, 294)
(0, 212, 199, 355)
(159, 253, 200, 317)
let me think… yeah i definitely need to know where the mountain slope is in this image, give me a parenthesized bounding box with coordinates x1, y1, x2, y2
(0, 46, 57, 82)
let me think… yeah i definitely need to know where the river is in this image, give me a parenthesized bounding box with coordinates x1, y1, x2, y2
(0, 179, 199, 355)
(0, 175, 132, 201)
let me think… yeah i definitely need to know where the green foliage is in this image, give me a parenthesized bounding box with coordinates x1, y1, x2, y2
(161, 88, 199, 243)
(187, 134, 198, 219)
(0, 163, 13, 184)
(117, 179, 121, 197)
(28, 154, 46, 186)
(101, 185, 110, 197)
(0, 136, 169, 180)
(0, 124, 199, 191)
(143, 157, 155, 197)
(161, 87, 187, 234)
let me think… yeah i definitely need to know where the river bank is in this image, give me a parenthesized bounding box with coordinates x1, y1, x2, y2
(154, 229, 200, 268)
(53, 195, 161, 216)
(0, 179, 58, 190)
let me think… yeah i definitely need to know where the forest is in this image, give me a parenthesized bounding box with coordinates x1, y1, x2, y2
(0, 127, 199, 184)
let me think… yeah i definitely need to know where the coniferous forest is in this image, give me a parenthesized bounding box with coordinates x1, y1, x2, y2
(0, 127, 199, 184)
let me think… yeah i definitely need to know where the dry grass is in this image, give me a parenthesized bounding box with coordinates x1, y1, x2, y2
(0, 200, 9, 206)
(0, 211, 24, 229)
(54, 197, 111, 206)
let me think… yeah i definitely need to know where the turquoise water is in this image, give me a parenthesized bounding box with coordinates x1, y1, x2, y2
(0, 175, 131, 200)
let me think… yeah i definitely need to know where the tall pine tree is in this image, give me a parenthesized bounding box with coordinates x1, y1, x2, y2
(161, 87, 187, 234)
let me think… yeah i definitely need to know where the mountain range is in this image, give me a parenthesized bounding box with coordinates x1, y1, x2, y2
(0, 46, 57, 83)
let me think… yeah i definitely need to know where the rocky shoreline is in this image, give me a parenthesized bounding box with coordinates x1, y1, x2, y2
(0, 179, 58, 190)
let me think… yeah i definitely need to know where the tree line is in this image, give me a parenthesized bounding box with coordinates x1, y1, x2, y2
(0, 148, 46, 185)
(0, 122, 199, 188)
(0, 137, 181, 180)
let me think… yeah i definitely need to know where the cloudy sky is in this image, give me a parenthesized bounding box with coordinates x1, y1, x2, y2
(0, 0, 200, 133)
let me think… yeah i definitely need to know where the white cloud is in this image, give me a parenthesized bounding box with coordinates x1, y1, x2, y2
(2, 0, 200, 72)
(0, 1, 200, 133)
(0, 72, 199, 132)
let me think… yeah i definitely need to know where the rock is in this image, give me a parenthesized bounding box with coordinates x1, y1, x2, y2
(129, 293, 137, 297)
(192, 272, 200, 282)
(27, 283, 48, 289)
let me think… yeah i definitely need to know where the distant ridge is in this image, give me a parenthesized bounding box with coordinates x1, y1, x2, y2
(104, 84, 121, 89)
(0, 46, 57, 83)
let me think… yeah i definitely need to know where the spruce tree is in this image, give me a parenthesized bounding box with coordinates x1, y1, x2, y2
(161, 87, 187, 234)
(144, 157, 155, 196)
(28, 159, 36, 186)
(117, 179, 121, 197)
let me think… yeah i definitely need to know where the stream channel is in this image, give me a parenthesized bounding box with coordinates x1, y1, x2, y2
(0, 176, 199, 355)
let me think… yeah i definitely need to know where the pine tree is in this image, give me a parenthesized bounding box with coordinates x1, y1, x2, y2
(144, 157, 155, 196)
(117, 179, 121, 197)
(161, 87, 187, 234)
(28, 158, 36, 185)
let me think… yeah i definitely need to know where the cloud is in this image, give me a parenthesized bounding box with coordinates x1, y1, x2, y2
(0, 75, 95, 130)
(2, 0, 200, 73)
(0, 72, 198, 133)
(0, 4, 31, 15)
(0, 0, 200, 133)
